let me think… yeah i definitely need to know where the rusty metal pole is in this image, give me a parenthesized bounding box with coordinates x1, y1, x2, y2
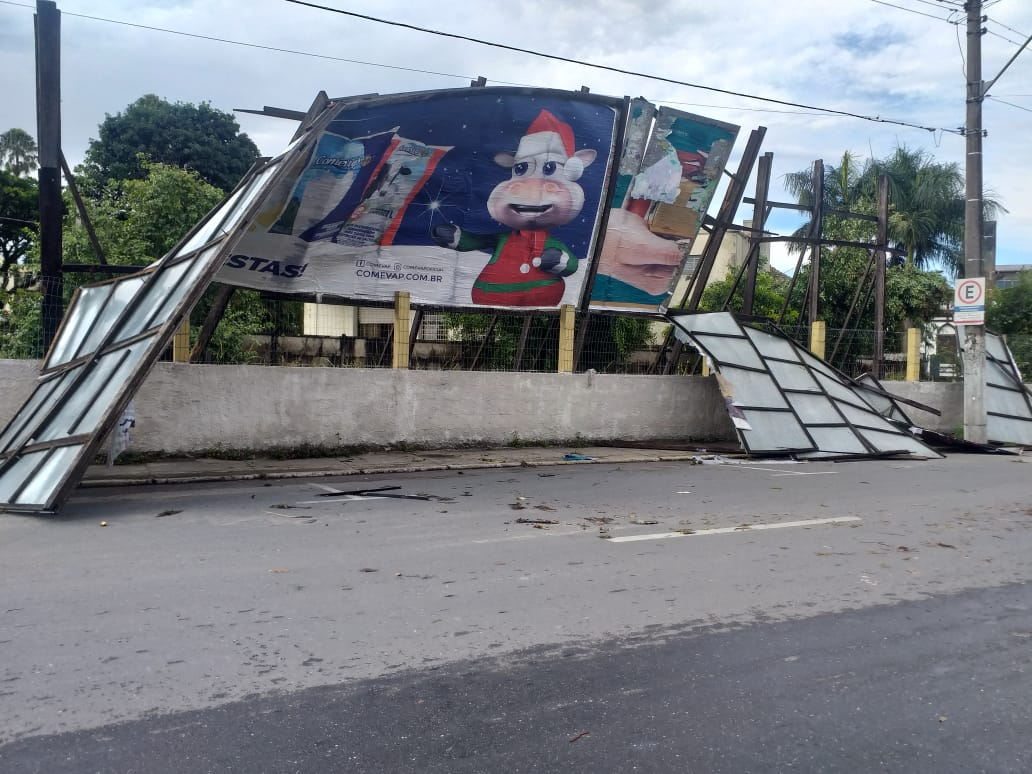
(807, 160, 824, 330)
(873, 175, 889, 379)
(742, 152, 773, 316)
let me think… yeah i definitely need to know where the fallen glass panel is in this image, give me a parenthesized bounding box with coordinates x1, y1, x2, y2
(45, 284, 115, 368)
(667, 312, 940, 460)
(0, 156, 288, 513)
(982, 332, 1032, 446)
(766, 358, 821, 392)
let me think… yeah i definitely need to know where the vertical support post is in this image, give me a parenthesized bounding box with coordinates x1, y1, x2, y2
(809, 320, 826, 361)
(558, 304, 575, 373)
(807, 160, 825, 328)
(172, 319, 191, 363)
(742, 152, 773, 316)
(35, 0, 62, 352)
(906, 327, 921, 382)
(407, 307, 423, 358)
(700, 358, 710, 377)
(392, 291, 410, 369)
(685, 128, 767, 311)
(962, 0, 987, 443)
(514, 316, 533, 371)
(190, 285, 234, 363)
(873, 175, 889, 379)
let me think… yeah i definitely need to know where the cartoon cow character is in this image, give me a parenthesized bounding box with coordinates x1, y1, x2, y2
(433, 109, 597, 306)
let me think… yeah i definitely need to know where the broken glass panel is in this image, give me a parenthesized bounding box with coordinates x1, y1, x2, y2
(667, 312, 939, 460)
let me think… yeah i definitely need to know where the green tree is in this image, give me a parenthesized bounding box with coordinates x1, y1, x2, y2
(0, 128, 39, 177)
(987, 270, 1032, 376)
(986, 271, 1032, 334)
(785, 146, 1005, 276)
(0, 169, 38, 279)
(79, 95, 259, 195)
(699, 267, 798, 323)
(63, 160, 224, 266)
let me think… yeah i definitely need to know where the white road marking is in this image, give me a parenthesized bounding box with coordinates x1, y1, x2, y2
(607, 516, 862, 543)
(737, 466, 838, 476)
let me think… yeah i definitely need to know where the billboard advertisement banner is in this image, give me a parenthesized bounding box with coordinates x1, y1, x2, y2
(217, 88, 622, 310)
(590, 107, 739, 311)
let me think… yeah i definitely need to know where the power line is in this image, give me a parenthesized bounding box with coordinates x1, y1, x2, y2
(987, 96, 1032, 113)
(987, 17, 1030, 39)
(0, 0, 479, 83)
(284, 0, 962, 135)
(863, 0, 955, 22)
(0, 0, 964, 135)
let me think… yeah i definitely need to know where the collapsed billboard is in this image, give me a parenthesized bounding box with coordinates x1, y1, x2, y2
(590, 104, 738, 311)
(215, 87, 738, 313)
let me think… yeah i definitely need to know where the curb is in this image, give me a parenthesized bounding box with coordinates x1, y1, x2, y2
(79, 453, 704, 489)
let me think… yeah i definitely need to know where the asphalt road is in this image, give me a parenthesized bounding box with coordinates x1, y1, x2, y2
(2, 454, 1032, 772)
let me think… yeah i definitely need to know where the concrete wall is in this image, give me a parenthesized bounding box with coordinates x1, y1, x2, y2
(881, 381, 964, 433)
(0, 361, 736, 454)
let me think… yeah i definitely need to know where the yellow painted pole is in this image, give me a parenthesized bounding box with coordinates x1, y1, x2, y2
(906, 326, 921, 381)
(392, 291, 411, 369)
(172, 318, 191, 362)
(809, 320, 826, 361)
(558, 304, 575, 373)
(701, 358, 710, 377)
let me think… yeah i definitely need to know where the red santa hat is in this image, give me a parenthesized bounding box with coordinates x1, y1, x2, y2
(516, 109, 575, 159)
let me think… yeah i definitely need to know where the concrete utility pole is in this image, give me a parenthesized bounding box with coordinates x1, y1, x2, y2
(962, 0, 986, 444)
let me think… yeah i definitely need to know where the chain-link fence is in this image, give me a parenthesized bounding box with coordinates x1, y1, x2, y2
(0, 278, 1007, 381)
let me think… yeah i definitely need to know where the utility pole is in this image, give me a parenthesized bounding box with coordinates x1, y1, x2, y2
(960, 1, 1032, 443)
(35, 0, 62, 352)
(961, 0, 986, 444)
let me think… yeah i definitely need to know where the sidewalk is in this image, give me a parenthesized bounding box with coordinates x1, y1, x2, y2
(81, 445, 726, 488)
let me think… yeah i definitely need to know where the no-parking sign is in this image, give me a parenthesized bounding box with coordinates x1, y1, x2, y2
(953, 277, 985, 325)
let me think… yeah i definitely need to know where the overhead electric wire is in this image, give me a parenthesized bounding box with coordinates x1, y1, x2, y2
(987, 96, 1032, 113)
(863, 0, 954, 22)
(284, 0, 961, 135)
(0, 0, 965, 135)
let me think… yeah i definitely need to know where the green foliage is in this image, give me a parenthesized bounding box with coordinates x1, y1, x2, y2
(987, 271, 1032, 377)
(192, 288, 274, 364)
(785, 146, 1005, 276)
(441, 312, 553, 370)
(64, 160, 224, 267)
(439, 312, 654, 372)
(0, 128, 39, 177)
(0, 168, 38, 275)
(986, 270, 1032, 334)
(0, 286, 43, 358)
(788, 248, 951, 333)
(79, 95, 259, 195)
(698, 268, 799, 323)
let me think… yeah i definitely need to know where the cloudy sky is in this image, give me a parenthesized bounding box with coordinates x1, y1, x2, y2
(2, 0, 1030, 273)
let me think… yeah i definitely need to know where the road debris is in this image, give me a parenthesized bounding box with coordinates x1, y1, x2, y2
(156, 509, 182, 518)
(569, 731, 590, 743)
(515, 518, 559, 525)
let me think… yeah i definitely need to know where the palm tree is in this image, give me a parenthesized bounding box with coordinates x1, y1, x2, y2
(785, 145, 1005, 276)
(0, 128, 39, 177)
